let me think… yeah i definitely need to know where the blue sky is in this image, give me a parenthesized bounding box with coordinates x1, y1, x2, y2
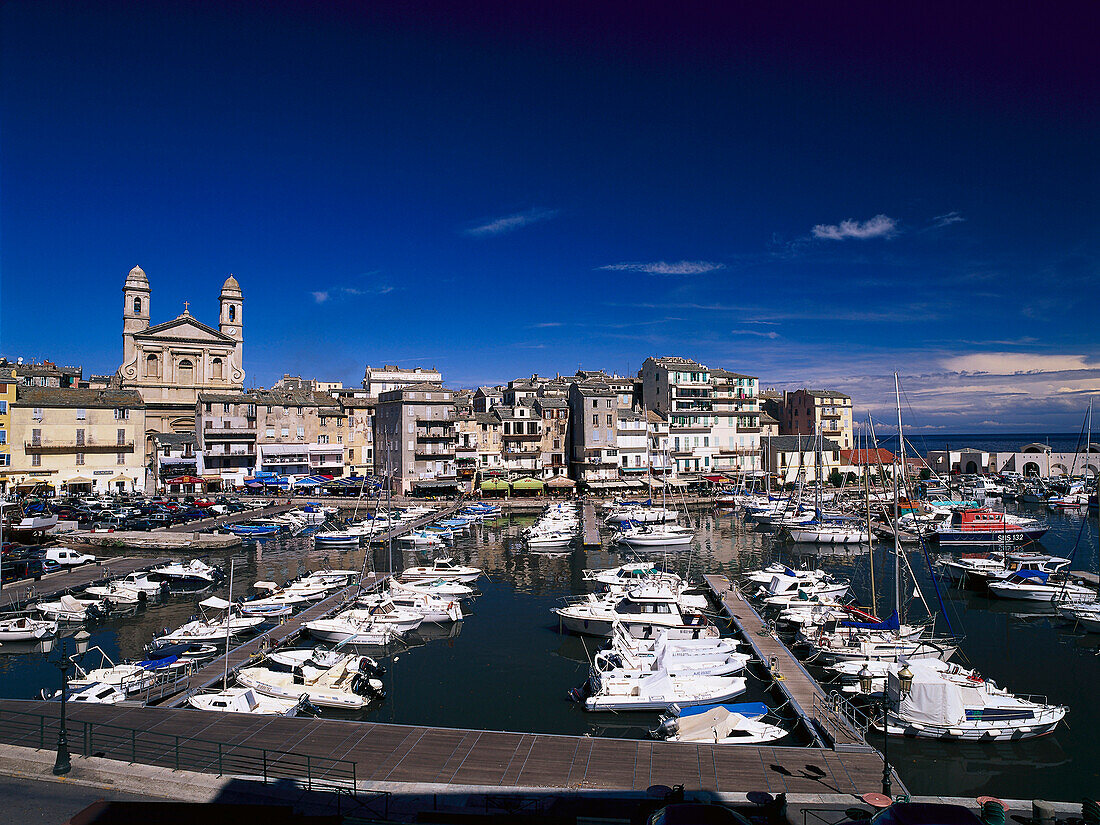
(2, 1, 1097, 430)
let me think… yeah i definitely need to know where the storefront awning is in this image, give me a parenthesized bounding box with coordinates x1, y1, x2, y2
(545, 476, 576, 488)
(511, 478, 545, 491)
(65, 476, 94, 485)
(480, 479, 509, 492)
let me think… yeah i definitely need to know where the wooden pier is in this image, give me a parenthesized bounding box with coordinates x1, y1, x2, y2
(702, 574, 875, 755)
(1069, 570, 1099, 587)
(0, 557, 169, 612)
(364, 501, 465, 545)
(157, 573, 389, 707)
(581, 502, 601, 548)
(0, 698, 901, 796)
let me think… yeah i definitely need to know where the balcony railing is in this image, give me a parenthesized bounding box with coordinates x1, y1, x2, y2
(202, 428, 257, 440)
(501, 433, 540, 442)
(414, 449, 456, 459)
(25, 441, 135, 455)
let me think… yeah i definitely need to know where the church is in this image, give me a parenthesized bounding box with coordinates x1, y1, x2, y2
(117, 265, 245, 456)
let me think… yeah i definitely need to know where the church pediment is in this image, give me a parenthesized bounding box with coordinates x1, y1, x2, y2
(136, 315, 233, 344)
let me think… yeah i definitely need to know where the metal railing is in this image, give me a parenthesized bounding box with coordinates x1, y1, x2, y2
(0, 706, 360, 793)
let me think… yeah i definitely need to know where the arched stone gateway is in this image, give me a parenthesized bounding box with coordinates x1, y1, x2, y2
(965, 460, 978, 474)
(1051, 463, 1069, 477)
(1023, 462, 1041, 477)
(1085, 463, 1099, 477)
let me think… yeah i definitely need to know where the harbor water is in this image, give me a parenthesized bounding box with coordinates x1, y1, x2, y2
(0, 498, 1096, 799)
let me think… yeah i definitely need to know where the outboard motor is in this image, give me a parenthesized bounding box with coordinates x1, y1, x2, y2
(567, 683, 589, 703)
(652, 716, 679, 740)
(357, 656, 386, 678)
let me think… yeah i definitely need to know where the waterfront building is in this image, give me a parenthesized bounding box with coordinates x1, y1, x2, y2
(151, 433, 198, 489)
(496, 398, 543, 477)
(777, 388, 854, 449)
(453, 410, 479, 491)
(615, 407, 649, 475)
(7, 387, 146, 494)
(927, 444, 1100, 478)
(472, 386, 504, 412)
(195, 392, 258, 488)
(534, 396, 569, 479)
(567, 382, 620, 483)
(760, 412, 780, 438)
(839, 448, 895, 480)
(639, 356, 716, 475)
(362, 364, 442, 396)
(574, 370, 635, 408)
(117, 266, 245, 455)
(340, 397, 376, 478)
(373, 384, 457, 495)
(762, 434, 841, 484)
(0, 363, 15, 493)
(254, 390, 345, 480)
(710, 369, 761, 473)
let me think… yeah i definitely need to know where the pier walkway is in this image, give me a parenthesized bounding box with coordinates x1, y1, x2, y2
(364, 501, 465, 545)
(703, 574, 872, 754)
(157, 572, 389, 707)
(0, 557, 169, 612)
(163, 502, 298, 533)
(581, 503, 601, 548)
(0, 698, 899, 796)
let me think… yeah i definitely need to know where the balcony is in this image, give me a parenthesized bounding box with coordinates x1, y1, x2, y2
(823, 428, 843, 437)
(737, 427, 761, 434)
(502, 433, 540, 442)
(25, 441, 135, 455)
(821, 413, 841, 420)
(415, 418, 455, 430)
(416, 432, 455, 443)
(203, 428, 257, 440)
(414, 449, 456, 460)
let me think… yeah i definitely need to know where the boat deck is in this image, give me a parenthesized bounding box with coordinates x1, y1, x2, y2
(0, 557, 170, 611)
(702, 574, 873, 754)
(156, 573, 389, 707)
(581, 503, 601, 548)
(0, 698, 899, 796)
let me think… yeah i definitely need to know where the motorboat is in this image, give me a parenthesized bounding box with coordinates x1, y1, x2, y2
(615, 522, 694, 548)
(304, 615, 399, 646)
(592, 638, 749, 678)
(0, 616, 56, 642)
(986, 571, 1096, 603)
(237, 653, 384, 709)
(36, 595, 105, 623)
(339, 599, 424, 633)
(390, 578, 476, 599)
(359, 589, 463, 623)
(786, 519, 870, 544)
(150, 597, 265, 647)
(399, 530, 445, 547)
(188, 687, 307, 716)
(582, 668, 746, 712)
(755, 571, 849, 606)
(652, 702, 788, 745)
(583, 562, 664, 587)
(875, 659, 1067, 741)
(63, 681, 127, 705)
(604, 504, 679, 524)
(399, 558, 481, 583)
(932, 508, 1048, 548)
(148, 559, 223, 588)
(553, 583, 713, 639)
(313, 531, 361, 551)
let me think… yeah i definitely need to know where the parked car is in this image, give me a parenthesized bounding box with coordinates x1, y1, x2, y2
(45, 548, 97, 566)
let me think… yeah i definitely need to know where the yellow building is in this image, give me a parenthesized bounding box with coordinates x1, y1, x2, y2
(0, 363, 16, 494)
(8, 387, 147, 495)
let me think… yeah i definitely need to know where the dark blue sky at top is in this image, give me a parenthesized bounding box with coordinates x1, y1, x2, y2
(2, 1, 1097, 429)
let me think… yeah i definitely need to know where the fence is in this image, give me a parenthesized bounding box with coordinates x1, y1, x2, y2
(0, 705, 362, 795)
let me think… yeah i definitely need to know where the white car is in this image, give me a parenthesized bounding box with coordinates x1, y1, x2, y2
(45, 548, 97, 567)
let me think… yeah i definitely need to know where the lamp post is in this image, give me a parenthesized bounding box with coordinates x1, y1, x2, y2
(41, 630, 90, 775)
(859, 662, 913, 799)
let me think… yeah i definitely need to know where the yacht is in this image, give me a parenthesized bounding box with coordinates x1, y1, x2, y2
(399, 558, 481, 583)
(147, 559, 223, 588)
(304, 614, 399, 646)
(582, 668, 746, 712)
(553, 583, 712, 638)
(986, 571, 1096, 602)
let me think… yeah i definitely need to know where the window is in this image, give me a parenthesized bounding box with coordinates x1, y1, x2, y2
(76, 428, 85, 446)
(32, 454, 41, 467)
(0, 455, 9, 467)
(32, 408, 42, 421)
(319, 435, 329, 444)
(31, 428, 41, 445)
(296, 407, 303, 416)
(145, 353, 159, 378)
(117, 452, 125, 465)
(117, 428, 125, 445)
(114, 408, 130, 420)
(591, 399, 597, 409)
(0, 429, 5, 445)
(228, 305, 236, 321)
(337, 435, 342, 444)
(177, 359, 194, 385)
(75, 452, 85, 466)
(281, 427, 289, 437)
(296, 427, 304, 438)
(76, 408, 86, 420)
(133, 296, 142, 314)
(592, 415, 599, 427)
(606, 414, 612, 426)
(0, 401, 5, 415)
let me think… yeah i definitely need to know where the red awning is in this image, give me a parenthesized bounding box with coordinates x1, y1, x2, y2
(166, 475, 205, 484)
(703, 475, 725, 483)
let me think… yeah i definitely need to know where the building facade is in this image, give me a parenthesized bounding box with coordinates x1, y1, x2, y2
(640, 356, 716, 475)
(8, 387, 146, 493)
(362, 365, 442, 396)
(117, 266, 245, 455)
(0, 363, 16, 492)
(195, 392, 257, 488)
(373, 384, 457, 494)
(778, 389, 853, 449)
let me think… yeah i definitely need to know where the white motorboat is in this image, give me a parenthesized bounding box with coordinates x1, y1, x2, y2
(741, 564, 828, 587)
(616, 522, 694, 548)
(554, 583, 713, 639)
(987, 571, 1096, 602)
(652, 702, 788, 745)
(755, 572, 849, 605)
(361, 589, 463, 623)
(150, 597, 265, 646)
(237, 653, 383, 709)
(583, 668, 746, 712)
(340, 599, 424, 633)
(36, 595, 105, 623)
(188, 687, 306, 716)
(875, 660, 1067, 741)
(593, 639, 749, 679)
(399, 558, 481, 583)
(583, 562, 664, 587)
(605, 505, 679, 524)
(390, 578, 476, 599)
(399, 530, 445, 547)
(0, 616, 56, 641)
(305, 615, 399, 646)
(148, 559, 222, 588)
(65, 681, 127, 705)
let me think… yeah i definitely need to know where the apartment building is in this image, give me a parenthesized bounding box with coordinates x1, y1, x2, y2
(340, 397, 376, 477)
(567, 382, 620, 483)
(472, 386, 503, 413)
(255, 390, 345, 479)
(639, 356, 716, 475)
(496, 398, 542, 476)
(710, 369, 761, 473)
(195, 392, 258, 487)
(534, 397, 569, 478)
(575, 370, 635, 408)
(8, 387, 146, 493)
(0, 358, 82, 389)
(373, 384, 457, 494)
(151, 432, 198, 488)
(779, 389, 854, 449)
(0, 363, 14, 492)
(615, 408, 649, 475)
(362, 364, 442, 396)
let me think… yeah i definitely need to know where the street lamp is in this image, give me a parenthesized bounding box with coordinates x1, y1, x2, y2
(40, 630, 90, 775)
(859, 662, 913, 799)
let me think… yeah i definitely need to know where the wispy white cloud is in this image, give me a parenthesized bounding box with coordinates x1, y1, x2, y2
(312, 284, 395, 302)
(812, 214, 898, 241)
(464, 208, 559, 237)
(730, 329, 780, 339)
(940, 352, 1097, 375)
(598, 260, 725, 275)
(311, 291, 329, 304)
(931, 211, 965, 228)
(530, 322, 563, 328)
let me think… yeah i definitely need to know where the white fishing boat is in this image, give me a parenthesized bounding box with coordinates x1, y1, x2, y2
(583, 562, 664, 587)
(875, 660, 1067, 741)
(553, 583, 713, 639)
(237, 653, 383, 709)
(0, 616, 56, 642)
(652, 702, 788, 745)
(188, 687, 306, 716)
(399, 558, 481, 583)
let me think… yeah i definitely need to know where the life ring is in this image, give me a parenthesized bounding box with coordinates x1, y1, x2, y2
(967, 674, 983, 683)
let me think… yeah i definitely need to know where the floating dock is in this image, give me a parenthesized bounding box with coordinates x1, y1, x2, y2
(0, 557, 169, 611)
(581, 503, 601, 548)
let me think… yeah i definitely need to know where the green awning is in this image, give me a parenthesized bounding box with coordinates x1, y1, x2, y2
(480, 479, 509, 492)
(511, 478, 545, 491)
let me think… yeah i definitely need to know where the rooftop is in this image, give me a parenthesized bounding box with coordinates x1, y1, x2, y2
(15, 386, 144, 409)
(768, 435, 842, 452)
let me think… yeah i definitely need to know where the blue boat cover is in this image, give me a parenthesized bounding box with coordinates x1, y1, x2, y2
(1017, 569, 1049, 582)
(137, 655, 179, 670)
(840, 610, 900, 631)
(678, 702, 768, 719)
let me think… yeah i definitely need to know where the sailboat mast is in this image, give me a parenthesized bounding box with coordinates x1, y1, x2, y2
(863, 422, 877, 617)
(223, 558, 235, 688)
(893, 372, 904, 627)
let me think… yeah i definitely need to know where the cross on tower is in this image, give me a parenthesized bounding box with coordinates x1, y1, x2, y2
(183, 301, 190, 314)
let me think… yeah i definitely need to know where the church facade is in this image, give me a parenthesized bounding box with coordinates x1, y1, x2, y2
(117, 266, 245, 457)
